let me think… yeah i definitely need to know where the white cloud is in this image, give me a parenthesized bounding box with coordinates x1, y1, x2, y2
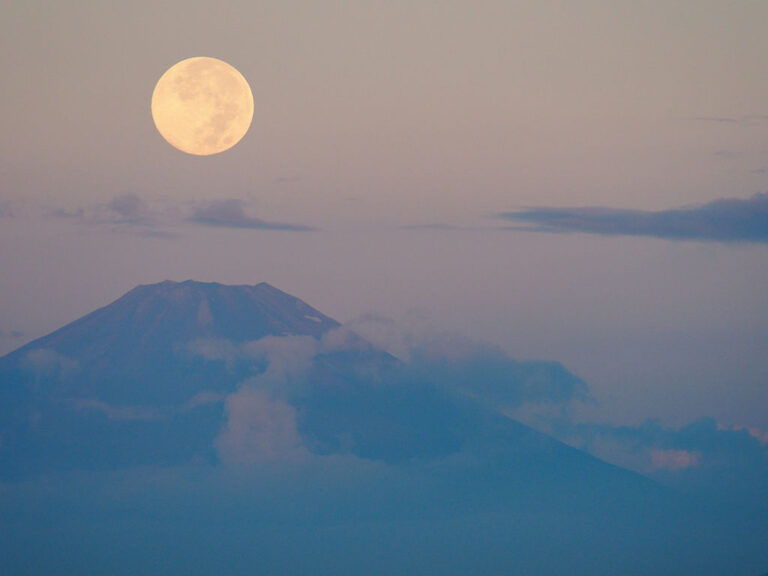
(216, 389, 306, 465)
(21, 349, 79, 380)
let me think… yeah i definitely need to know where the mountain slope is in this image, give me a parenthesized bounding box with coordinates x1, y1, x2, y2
(0, 280, 347, 474)
(0, 280, 650, 499)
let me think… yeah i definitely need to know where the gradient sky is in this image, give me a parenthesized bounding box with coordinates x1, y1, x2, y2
(2, 1, 767, 433)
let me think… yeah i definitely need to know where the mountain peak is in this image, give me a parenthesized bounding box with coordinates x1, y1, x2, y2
(0, 281, 340, 404)
(0, 279, 659, 520)
(125, 280, 312, 312)
(129, 279, 286, 297)
(12, 280, 340, 356)
(104, 279, 339, 339)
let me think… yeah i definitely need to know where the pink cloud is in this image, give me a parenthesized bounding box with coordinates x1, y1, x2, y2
(649, 449, 701, 471)
(717, 422, 768, 445)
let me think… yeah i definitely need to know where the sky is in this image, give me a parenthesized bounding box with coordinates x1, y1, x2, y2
(2, 0, 768, 439)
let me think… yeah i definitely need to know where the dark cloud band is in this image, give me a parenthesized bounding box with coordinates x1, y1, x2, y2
(497, 193, 768, 243)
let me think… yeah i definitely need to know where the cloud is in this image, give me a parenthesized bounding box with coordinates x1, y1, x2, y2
(718, 422, 768, 445)
(274, 175, 302, 184)
(0, 329, 24, 340)
(72, 398, 164, 421)
(53, 193, 154, 225)
(693, 116, 740, 124)
(42, 195, 315, 236)
(189, 334, 320, 397)
(405, 335, 592, 411)
(649, 449, 701, 471)
(497, 193, 768, 243)
(538, 417, 768, 498)
(399, 223, 473, 231)
(199, 334, 320, 465)
(692, 115, 768, 126)
(0, 201, 38, 221)
(242, 334, 318, 373)
(190, 199, 314, 231)
(216, 388, 306, 465)
(241, 334, 319, 398)
(192, 325, 591, 414)
(106, 193, 153, 224)
(181, 391, 227, 412)
(0, 201, 18, 220)
(188, 326, 591, 465)
(190, 329, 381, 388)
(49, 193, 174, 238)
(188, 338, 241, 371)
(21, 349, 79, 380)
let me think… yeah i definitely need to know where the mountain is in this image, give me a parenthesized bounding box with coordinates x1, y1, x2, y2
(0, 280, 644, 491)
(3, 281, 761, 576)
(0, 280, 351, 474)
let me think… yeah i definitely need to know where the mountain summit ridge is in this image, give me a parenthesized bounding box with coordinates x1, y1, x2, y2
(2, 279, 339, 360)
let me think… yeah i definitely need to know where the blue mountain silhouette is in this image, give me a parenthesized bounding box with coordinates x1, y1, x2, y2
(0, 280, 645, 495)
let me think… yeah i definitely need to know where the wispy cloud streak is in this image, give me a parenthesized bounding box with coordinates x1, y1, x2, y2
(497, 193, 768, 243)
(190, 199, 314, 231)
(107, 194, 154, 225)
(48, 193, 174, 237)
(692, 114, 768, 126)
(47, 195, 315, 236)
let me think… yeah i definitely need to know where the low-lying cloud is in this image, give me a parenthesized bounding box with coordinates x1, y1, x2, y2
(536, 416, 768, 497)
(216, 388, 306, 465)
(649, 449, 701, 471)
(21, 348, 79, 380)
(408, 336, 592, 410)
(4, 319, 767, 574)
(13, 323, 766, 503)
(189, 327, 591, 416)
(186, 326, 596, 466)
(497, 193, 768, 243)
(72, 398, 164, 421)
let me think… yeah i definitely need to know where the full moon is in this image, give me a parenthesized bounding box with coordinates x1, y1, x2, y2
(151, 57, 254, 156)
